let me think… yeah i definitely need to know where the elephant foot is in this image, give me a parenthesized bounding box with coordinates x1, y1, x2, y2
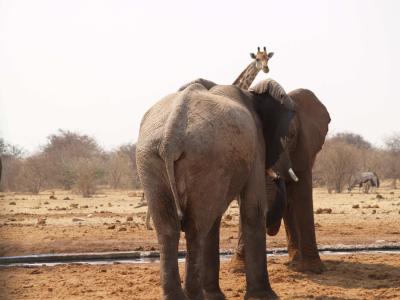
(204, 290, 226, 300)
(184, 289, 204, 300)
(288, 257, 326, 274)
(164, 289, 189, 300)
(244, 289, 279, 300)
(227, 254, 245, 273)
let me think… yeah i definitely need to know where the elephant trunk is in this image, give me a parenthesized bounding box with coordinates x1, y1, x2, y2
(266, 176, 287, 236)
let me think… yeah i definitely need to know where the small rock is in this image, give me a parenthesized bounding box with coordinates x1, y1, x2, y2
(30, 269, 42, 275)
(63, 197, 71, 200)
(126, 216, 133, 222)
(315, 208, 332, 214)
(70, 203, 79, 208)
(87, 214, 94, 218)
(107, 225, 116, 230)
(352, 204, 360, 209)
(376, 194, 384, 199)
(108, 203, 113, 207)
(72, 218, 84, 222)
(49, 195, 57, 200)
(9, 202, 16, 205)
(118, 227, 127, 232)
(371, 204, 379, 208)
(37, 217, 46, 226)
(80, 205, 89, 209)
(390, 192, 394, 195)
(372, 209, 376, 214)
(44, 201, 49, 205)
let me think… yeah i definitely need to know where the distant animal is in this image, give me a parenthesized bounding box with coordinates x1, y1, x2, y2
(348, 172, 380, 193)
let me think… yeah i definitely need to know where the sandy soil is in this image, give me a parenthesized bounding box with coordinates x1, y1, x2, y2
(0, 253, 399, 300)
(0, 185, 399, 256)
(0, 184, 399, 299)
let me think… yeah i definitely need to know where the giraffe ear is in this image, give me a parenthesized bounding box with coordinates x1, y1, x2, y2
(250, 53, 256, 59)
(268, 52, 274, 59)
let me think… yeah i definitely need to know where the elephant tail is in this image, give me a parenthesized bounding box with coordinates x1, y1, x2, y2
(164, 157, 184, 221)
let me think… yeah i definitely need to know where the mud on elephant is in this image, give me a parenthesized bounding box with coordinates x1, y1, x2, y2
(232, 87, 331, 274)
(136, 79, 295, 300)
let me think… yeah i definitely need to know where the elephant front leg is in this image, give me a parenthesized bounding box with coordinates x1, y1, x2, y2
(228, 210, 246, 273)
(284, 170, 325, 274)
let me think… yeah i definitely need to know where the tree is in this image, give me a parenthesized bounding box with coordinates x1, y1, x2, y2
(0, 139, 25, 192)
(331, 132, 372, 149)
(42, 130, 104, 190)
(19, 153, 48, 194)
(384, 132, 400, 188)
(72, 157, 105, 197)
(315, 139, 362, 193)
(106, 143, 140, 189)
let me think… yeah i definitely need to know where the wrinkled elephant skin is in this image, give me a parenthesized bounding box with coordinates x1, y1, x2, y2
(136, 79, 295, 299)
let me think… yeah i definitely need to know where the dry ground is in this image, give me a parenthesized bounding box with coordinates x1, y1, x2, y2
(0, 183, 399, 299)
(0, 184, 399, 256)
(0, 253, 399, 299)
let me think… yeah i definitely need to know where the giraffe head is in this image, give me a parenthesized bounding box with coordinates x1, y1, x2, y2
(250, 46, 274, 73)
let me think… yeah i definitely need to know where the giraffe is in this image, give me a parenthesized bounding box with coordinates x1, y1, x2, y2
(233, 46, 274, 90)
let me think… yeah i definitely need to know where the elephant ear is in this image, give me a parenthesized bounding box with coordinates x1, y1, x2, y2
(250, 79, 296, 111)
(289, 88, 331, 171)
(251, 79, 296, 169)
(178, 78, 217, 91)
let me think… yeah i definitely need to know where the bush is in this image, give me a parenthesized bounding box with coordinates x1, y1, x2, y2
(72, 157, 105, 197)
(106, 144, 139, 189)
(314, 139, 362, 193)
(18, 154, 48, 194)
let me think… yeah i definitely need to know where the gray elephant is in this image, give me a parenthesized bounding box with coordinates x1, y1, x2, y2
(232, 88, 331, 274)
(136, 79, 295, 300)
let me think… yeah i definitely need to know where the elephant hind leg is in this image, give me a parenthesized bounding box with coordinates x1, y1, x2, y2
(239, 161, 277, 299)
(144, 188, 186, 300)
(203, 217, 226, 300)
(183, 220, 206, 300)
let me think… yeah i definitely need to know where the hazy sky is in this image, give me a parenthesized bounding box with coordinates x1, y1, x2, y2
(1, 0, 399, 152)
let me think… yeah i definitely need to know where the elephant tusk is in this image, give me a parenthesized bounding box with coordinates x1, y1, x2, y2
(266, 168, 278, 179)
(288, 168, 299, 182)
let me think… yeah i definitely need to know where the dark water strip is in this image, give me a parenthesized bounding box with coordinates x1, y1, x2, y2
(0, 244, 399, 267)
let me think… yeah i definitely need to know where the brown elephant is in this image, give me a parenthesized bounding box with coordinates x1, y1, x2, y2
(232, 88, 331, 274)
(136, 79, 296, 300)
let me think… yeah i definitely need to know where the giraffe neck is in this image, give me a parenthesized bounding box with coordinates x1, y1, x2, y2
(233, 61, 260, 90)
